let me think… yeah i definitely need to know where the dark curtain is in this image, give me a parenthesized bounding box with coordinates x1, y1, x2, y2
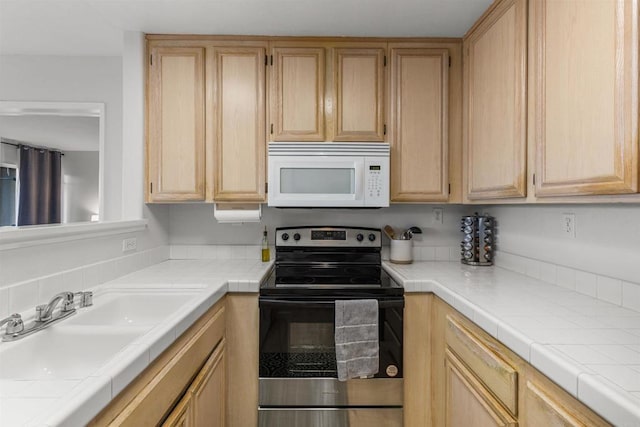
(17, 145, 62, 226)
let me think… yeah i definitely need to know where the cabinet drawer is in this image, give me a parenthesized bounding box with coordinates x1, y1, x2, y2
(107, 304, 225, 426)
(445, 315, 518, 416)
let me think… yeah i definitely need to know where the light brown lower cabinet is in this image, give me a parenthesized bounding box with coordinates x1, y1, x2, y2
(410, 294, 612, 427)
(162, 394, 192, 427)
(444, 349, 517, 427)
(520, 374, 610, 427)
(163, 339, 226, 427)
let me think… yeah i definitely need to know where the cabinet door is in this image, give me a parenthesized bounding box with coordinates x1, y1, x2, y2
(445, 349, 518, 427)
(333, 48, 385, 141)
(147, 46, 205, 202)
(531, 0, 638, 196)
(162, 395, 193, 427)
(521, 380, 611, 427)
(389, 48, 449, 202)
(271, 47, 325, 141)
(212, 46, 266, 201)
(191, 340, 226, 427)
(465, 0, 527, 200)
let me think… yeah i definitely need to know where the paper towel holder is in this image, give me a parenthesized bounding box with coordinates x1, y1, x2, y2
(213, 203, 262, 224)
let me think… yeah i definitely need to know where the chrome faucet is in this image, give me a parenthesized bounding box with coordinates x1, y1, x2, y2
(36, 291, 74, 322)
(2, 290, 93, 342)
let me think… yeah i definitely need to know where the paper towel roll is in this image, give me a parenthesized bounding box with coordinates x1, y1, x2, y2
(214, 203, 262, 223)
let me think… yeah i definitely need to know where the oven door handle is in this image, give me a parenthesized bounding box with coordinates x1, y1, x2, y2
(259, 298, 404, 309)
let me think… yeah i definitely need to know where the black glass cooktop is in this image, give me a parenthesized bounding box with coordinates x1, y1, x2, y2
(260, 268, 402, 297)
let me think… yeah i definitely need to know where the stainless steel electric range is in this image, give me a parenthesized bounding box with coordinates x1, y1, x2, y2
(258, 226, 404, 427)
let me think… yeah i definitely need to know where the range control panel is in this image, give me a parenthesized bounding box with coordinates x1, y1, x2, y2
(276, 227, 381, 248)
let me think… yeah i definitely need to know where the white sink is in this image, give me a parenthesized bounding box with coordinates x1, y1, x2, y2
(66, 291, 199, 326)
(0, 328, 144, 380)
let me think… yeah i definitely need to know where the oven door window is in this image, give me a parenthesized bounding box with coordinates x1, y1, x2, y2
(260, 304, 337, 377)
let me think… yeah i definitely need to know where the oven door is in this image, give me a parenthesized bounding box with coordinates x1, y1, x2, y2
(259, 297, 403, 380)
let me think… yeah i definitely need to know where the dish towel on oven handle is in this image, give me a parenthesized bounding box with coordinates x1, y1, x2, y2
(335, 299, 379, 381)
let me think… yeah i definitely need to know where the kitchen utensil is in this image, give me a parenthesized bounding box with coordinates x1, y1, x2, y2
(383, 225, 397, 240)
(401, 226, 422, 240)
(460, 213, 494, 266)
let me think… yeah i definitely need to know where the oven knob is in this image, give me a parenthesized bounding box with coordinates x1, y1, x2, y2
(368, 233, 376, 242)
(356, 233, 364, 242)
(281, 233, 289, 241)
(293, 233, 301, 241)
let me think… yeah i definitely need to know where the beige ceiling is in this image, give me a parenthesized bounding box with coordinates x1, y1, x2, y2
(0, 0, 491, 56)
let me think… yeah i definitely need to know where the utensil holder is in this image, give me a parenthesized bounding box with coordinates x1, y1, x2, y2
(390, 239, 413, 264)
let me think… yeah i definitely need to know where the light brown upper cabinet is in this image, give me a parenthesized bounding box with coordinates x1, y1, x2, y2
(389, 47, 449, 202)
(531, 0, 639, 197)
(333, 48, 386, 141)
(147, 46, 206, 202)
(211, 46, 266, 201)
(268, 43, 385, 142)
(464, 0, 527, 200)
(147, 40, 266, 203)
(270, 46, 325, 141)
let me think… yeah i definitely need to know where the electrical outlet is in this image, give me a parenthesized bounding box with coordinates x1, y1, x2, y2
(562, 213, 576, 238)
(122, 238, 137, 252)
(433, 208, 444, 224)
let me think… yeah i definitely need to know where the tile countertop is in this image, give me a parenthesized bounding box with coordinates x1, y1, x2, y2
(0, 260, 274, 427)
(3, 259, 639, 426)
(383, 261, 640, 427)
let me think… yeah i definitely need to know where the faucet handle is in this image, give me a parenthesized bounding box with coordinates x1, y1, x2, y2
(82, 291, 93, 307)
(1, 313, 24, 335)
(35, 304, 49, 322)
(73, 291, 93, 308)
(61, 293, 75, 313)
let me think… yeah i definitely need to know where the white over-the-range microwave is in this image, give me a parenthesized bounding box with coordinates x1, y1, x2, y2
(267, 142, 390, 208)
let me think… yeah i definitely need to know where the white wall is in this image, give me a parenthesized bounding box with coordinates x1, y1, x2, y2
(0, 55, 122, 220)
(0, 206, 170, 317)
(483, 204, 640, 309)
(0, 115, 99, 151)
(169, 204, 469, 248)
(483, 204, 640, 282)
(62, 151, 99, 223)
(0, 51, 171, 317)
(121, 31, 145, 220)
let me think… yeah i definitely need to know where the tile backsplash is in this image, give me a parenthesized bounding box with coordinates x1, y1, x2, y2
(0, 246, 169, 319)
(484, 204, 640, 313)
(169, 244, 460, 263)
(495, 251, 640, 313)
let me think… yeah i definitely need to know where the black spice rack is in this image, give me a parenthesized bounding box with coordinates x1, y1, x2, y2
(460, 213, 494, 266)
